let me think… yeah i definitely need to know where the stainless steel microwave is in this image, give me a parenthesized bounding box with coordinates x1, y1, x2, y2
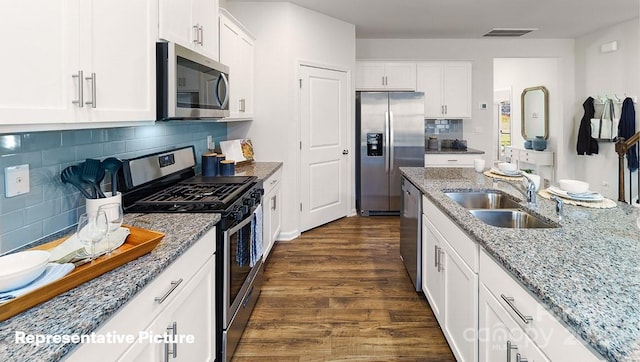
(156, 42, 230, 120)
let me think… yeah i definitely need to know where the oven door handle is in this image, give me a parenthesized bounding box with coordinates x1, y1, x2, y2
(223, 210, 255, 240)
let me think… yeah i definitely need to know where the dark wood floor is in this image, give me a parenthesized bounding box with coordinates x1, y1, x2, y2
(233, 216, 456, 361)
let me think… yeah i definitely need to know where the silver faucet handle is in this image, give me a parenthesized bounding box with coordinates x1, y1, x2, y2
(551, 196, 564, 220)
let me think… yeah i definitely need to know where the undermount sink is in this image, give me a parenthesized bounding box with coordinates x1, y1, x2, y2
(468, 209, 558, 229)
(444, 190, 558, 229)
(445, 191, 521, 209)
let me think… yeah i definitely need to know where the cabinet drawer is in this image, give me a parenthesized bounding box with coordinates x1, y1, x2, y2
(424, 154, 476, 168)
(423, 195, 478, 272)
(519, 150, 553, 166)
(263, 167, 282, 195)
(480, 250, 603, 361)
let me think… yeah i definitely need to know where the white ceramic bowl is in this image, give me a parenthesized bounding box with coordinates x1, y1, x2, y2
(498, 162, 518, 173)
(0, 250, 50, 292)
(558, 179, 590, 194)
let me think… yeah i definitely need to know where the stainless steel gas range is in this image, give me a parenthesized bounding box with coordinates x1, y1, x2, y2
(119, 145, 263, 362)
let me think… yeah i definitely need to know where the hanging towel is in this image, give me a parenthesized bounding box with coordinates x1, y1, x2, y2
(577, 97, 599, 155)
(250, 206, 263, 267)
(618, 97, 638, 171)
(236, 224, 250, 267)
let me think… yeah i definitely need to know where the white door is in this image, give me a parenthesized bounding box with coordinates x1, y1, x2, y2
(299, 65, 349, 231)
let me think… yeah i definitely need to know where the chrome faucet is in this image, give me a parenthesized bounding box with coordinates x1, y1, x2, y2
(492, 175, 537, 206)
(550, 196, 564, 221)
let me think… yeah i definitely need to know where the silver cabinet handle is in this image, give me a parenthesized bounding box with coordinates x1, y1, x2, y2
(434, 245, 439, 268)
(155, 278, 183, 304)
(437, 248, 444, 272)
(507, 340, 518, 362)
(199, 25, 204, 45)
(271, 195, 277, 211)
(516, 353, 528, 362)
(192, 24, 200, 44)
(444, 105, 448, 114)
(85, 72, 96, 108)
(72, 70, 84, 107)
(164, 321, 177, 361)
(501, 294, 533, 324)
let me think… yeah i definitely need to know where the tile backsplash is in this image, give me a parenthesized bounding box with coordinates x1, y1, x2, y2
(425, 119, 464, 140)
(0, 122, 226, 253)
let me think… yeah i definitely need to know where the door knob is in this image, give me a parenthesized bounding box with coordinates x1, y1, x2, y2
(342, 150, 349, 155)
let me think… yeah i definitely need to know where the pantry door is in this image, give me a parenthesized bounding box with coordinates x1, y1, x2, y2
(299, 64, 349, 232)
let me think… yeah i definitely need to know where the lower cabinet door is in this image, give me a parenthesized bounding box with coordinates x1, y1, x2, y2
(479, 283, 550, 362)
(422, 215, 445, 322)
(443, 239, 478, 362)
(118, 257, 216, 362)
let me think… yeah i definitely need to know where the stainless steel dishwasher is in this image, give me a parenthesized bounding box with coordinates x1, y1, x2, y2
(400, 176, 421, 291)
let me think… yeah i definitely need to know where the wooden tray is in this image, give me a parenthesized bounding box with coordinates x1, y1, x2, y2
(0, 225, 164, 321)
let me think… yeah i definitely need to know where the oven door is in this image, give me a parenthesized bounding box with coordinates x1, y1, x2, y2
(222, 211, 260, 327)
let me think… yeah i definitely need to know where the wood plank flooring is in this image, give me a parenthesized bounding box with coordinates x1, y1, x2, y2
(232, 216, 456, 361)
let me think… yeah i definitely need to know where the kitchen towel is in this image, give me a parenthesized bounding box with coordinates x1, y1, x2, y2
(250, 206, 263, 268)
(236, 225, 250, 267)
(0, 263, 75, 302)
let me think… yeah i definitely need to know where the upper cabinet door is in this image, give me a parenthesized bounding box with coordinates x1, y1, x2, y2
(159, 0, 219, 60)
(417, 61, 472, 119)
(0, 0, 79, 125)
(82, 0, 157, 122)
(219, 9, 254, 119)
(356, 61, 416, 91)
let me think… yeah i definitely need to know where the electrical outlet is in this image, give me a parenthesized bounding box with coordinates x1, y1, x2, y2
(207, 135, 215, 150)
(5, 164, 30, 197)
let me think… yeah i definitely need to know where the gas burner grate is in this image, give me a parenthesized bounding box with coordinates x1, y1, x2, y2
(135, 182, 250, 209)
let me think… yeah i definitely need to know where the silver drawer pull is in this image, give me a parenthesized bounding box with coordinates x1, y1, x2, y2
(447, 159, 458, 162)
(501, 294, 533, 324)
(165, 321, 177, 361)
(72, 70, 84, 107)
(517, 353, 528, 362)
(507, 340, 517, 362)
(155, 279, 183, 304)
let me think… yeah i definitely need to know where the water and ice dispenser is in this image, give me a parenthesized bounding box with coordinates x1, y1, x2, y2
(366, 133, 383, 156)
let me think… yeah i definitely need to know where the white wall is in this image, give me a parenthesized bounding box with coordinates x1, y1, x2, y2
(573, 18, 640, 200)
(494, 58, 560, 182)
(226, 2, 356, 240)
(357, 38, 575, 172)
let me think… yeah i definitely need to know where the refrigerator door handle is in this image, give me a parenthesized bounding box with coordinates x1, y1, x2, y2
(385, 111, 390, 172)
(389, 111, 395, 171)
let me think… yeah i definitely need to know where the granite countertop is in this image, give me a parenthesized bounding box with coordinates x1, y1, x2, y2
(400, 166, 640, 362)
(425, 147, 485, 154)
(0, 162, 282, 362)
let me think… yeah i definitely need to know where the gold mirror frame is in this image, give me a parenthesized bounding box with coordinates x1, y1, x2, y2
(521, 86, 549, 140)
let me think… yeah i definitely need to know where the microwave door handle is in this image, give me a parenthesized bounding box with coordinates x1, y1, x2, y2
(216, 73, 230, 108)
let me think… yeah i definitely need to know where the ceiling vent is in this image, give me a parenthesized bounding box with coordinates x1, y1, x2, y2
(483, 28, 538, 37)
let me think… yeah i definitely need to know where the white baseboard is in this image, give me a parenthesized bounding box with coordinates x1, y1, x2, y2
(276, 229, 300, 241)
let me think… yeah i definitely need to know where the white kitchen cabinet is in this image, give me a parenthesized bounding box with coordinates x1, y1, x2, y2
(159, 0, 219, 60)
(0, 0, 157, 130)
(479, 283, 550, 362)
(118, 257, 215, 362)
(66, 228, 216, 361)
(480, 250, 603, 362)
(262, 167, 282, 261)
(219, 8, 255, 120)
(422, 197, 478, 362)
(356, 61, 416, 91)
(424, 153, 478, 168)
(417, 61, 472, 118)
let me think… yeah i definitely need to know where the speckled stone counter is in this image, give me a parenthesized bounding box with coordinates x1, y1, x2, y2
(425, 147, 485, 154)
(400, 166, 640, 362)
(235, 161, 282, 180)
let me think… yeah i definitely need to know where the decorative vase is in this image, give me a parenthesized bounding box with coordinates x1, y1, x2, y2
(524, 140, 533, 149)
(532, 136, 547, 151)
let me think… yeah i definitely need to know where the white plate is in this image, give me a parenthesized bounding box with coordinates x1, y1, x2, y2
(547, 186, 604, 202)
(489, 167, 522, 177)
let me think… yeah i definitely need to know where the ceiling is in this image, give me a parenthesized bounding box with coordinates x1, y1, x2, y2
(227, 0, 639, 39)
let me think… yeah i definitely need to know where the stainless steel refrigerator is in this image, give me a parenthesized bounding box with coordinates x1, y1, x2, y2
(356, 91, 425, 215)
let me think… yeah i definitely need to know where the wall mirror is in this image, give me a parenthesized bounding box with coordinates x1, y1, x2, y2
(521, 86, 549, 139)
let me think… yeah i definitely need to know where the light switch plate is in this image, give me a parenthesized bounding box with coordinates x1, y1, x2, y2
(5, 164, 30, 197)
